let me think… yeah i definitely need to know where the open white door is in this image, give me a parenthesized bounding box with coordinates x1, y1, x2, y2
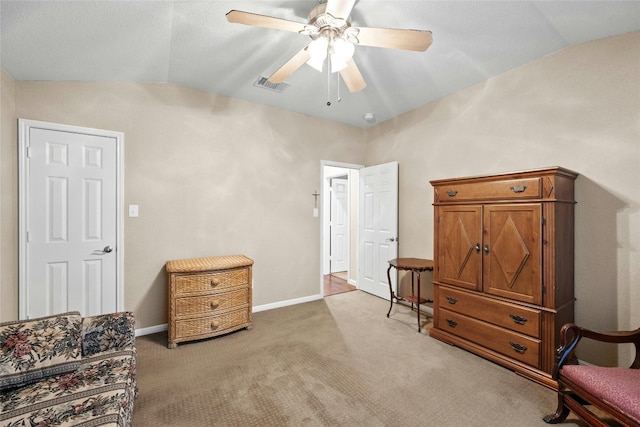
(19, 120, 123, 319)
(358, 162, 398, 299)
(330, 178, 349, 273)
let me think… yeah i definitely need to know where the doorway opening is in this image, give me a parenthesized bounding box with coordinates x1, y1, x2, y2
(320, 161, 362, 297)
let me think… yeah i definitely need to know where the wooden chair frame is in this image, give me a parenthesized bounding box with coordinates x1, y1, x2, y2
(543, 323, 640, 426)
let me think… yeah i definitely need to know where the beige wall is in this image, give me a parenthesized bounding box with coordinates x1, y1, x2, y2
(367, 32, 640, 366)
(1, 70, 18, 321)
(2, 81, 366, 329)
(1, 33, 638, 366)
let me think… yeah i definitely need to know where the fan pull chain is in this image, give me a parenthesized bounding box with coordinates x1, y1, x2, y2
(336, 72, 341, 103)
(326, 47, 332, 106)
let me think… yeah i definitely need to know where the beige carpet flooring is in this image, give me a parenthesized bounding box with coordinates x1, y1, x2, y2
(132, 291, 589, 426)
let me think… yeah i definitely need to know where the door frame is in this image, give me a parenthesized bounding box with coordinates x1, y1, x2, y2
(320, 160, 363, 295)
(18, 119, 125, 318)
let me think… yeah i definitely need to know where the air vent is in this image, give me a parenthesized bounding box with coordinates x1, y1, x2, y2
(254, 76, 289, 93)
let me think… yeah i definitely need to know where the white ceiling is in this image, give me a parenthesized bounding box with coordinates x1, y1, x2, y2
(1, 1, 639, 128)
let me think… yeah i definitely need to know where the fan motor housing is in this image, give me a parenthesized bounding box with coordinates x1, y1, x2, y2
(308, 3, 349, 32)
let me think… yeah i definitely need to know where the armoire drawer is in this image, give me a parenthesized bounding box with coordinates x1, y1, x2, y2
(175, 309, 250, 339)
(437, 308, 541, 368)
(438, 286, 541, 338)
(174, 288, 250, 318)
(174, 268, 249, 295)
(436, 177, 541, 202)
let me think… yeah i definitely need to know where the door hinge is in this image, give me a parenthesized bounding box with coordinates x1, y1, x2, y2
(26, 230, 31, 242)
(541, 217, 546, 226)
(26, 146, 32, 158)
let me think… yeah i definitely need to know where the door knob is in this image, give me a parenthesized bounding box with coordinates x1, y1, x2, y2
(103, 246, 113, 253)
(386, 237, 398, 242)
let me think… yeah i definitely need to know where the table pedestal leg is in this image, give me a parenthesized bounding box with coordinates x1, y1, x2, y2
(386, 264, 394, 318)
(416, 272, 421, 332)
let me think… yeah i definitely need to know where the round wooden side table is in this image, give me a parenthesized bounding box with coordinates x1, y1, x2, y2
(386, 258, 434, 332)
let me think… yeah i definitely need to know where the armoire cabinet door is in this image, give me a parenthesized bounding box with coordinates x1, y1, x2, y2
(436, 205, 482, 291)
(483, 204, 542, 305)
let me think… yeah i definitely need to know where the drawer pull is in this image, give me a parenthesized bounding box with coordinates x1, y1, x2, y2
(445, 319, 458, 328)
(211, 320, 220, 330)
(510, 185, 527, 193)
(509, 341, 528, 354)
(446, 190, 458, 197)
(210, 300, 220, 309)
(509, 314, 528, 325)
(210, 278, 220, 287)
(445, 296, 458, 305)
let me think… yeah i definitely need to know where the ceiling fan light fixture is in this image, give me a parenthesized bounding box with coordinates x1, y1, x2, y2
(330, 58, 348, 73)
(307, 35, 354, 73)
(332, 37, 355, 62)
(306, 37, 329, 71)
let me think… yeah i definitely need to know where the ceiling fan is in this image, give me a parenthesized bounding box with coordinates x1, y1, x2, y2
(226, 0, 433, 95)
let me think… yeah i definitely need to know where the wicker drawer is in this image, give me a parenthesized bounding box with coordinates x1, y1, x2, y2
(175, 288, 249, 318)
(438, 286, 541, 338)
(436, 177, 541, 202)
(437, 308, 541, 367)
(174, 268, 249, 295)
(175, 309, 250, 339)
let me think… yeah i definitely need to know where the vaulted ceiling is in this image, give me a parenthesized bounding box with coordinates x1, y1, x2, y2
(1, 1, 639, 128)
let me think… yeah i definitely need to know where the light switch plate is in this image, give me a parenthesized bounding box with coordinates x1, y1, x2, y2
(128, 204, 139, 217)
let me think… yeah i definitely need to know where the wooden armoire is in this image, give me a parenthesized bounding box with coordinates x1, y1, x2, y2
(429, 167, 578, 389)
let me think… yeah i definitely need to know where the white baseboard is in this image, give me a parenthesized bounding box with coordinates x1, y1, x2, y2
(135, 294, 324, 337)
(252, 294, 323, 313)
(135, 323, 167, 337)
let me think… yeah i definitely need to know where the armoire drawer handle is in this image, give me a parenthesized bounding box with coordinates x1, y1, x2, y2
(510, 185, 527, 193)
(445, 296, 458, 304)
(210, 300, 220, 309)
(211, 320, 220, 330)
(446, 190, 458, 197)
(509, 314, 528, 325)
(509, 341, 527, 354)
(210, 278, 220, 287)
(445, 319, 458, 328)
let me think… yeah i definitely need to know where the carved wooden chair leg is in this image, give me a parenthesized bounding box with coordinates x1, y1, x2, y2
(543, 392, 570, 424)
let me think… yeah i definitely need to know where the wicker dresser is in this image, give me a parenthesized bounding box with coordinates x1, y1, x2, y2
(166, 255, 253, 348)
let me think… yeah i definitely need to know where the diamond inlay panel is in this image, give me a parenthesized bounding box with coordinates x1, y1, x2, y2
(492, 215, 530, 288)
(445, 216, 475, 279)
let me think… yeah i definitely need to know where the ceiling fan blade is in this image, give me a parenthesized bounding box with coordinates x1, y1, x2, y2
(339, 59, 366, 93)
(226, 10, 306, 33)
(268, 47, 312, 83)
(326, 0, 357, 19)
(353, 27, 433, 52)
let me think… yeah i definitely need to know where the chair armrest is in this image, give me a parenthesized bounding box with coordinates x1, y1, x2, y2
(552, 323, 640, 378)
(81, 312, 136, 357)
